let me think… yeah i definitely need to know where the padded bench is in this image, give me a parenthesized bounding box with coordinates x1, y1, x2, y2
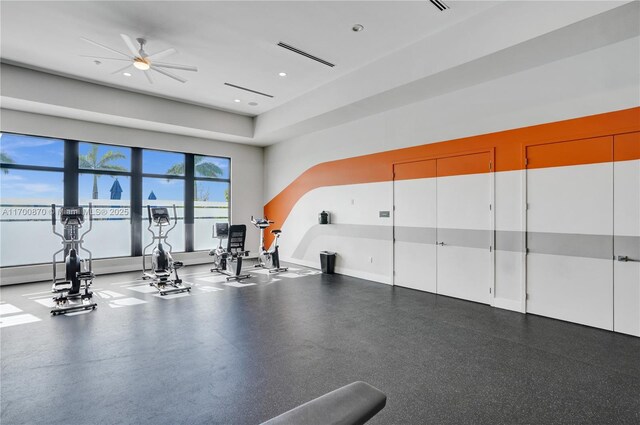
(261, 381, 386, 425)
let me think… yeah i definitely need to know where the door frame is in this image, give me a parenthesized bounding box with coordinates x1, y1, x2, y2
(392, 148, 496, 306)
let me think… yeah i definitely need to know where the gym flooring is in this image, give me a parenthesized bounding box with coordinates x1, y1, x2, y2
(1, 262, 639, 425)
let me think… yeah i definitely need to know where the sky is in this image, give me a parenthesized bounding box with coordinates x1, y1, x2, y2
(1, 133, 229, 202)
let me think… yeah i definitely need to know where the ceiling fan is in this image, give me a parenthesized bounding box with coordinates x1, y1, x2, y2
(81, 34, 198, 84)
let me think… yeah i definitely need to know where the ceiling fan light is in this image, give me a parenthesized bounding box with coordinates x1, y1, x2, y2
(133, 58, 150, 70)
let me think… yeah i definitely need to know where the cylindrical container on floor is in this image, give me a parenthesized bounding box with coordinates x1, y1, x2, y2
(320, 251, 336, 274)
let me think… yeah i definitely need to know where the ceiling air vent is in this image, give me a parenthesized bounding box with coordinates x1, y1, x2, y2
(224, 83, 274, 98)
(429, 0, 450, 12)
(277, 42, 335, 68)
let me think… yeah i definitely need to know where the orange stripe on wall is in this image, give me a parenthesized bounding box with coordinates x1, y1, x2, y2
(614, 132, 640, 162)
(526, 136, 613, 169)
(394, 159, 436, 180)
(437, 152, 492, 178)
(264, 107, 640, 245)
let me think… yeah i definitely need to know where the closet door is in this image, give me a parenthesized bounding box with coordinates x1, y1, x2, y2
(526, 137, 614, 330)
(614, 132, 640, 336)
(393, 160, 437, 292)
(436, 152, 493, 304)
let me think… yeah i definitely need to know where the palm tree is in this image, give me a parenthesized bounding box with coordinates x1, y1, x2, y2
(167, 157, 223, 201)
(0, 151, 14, 175)
(79, 146, 127, 198)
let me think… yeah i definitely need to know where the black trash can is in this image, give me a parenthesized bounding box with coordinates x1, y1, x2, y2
(320, 251, 336, 274)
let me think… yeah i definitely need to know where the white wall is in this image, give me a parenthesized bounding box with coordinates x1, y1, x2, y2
(264, 37, 640, 201)
(0, 109, 264, 284)
(263, 36, 640, 313)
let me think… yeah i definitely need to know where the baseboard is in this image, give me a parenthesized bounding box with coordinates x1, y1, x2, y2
(493, 297, 524, 313)
(282, 257, 392, 285)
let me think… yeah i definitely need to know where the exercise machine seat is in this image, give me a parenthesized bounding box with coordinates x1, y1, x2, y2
(271, 229, 282, 235)
(260, 381, 386, 425)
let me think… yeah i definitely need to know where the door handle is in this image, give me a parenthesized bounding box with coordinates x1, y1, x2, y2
(617, 255, 640, 262)
(437, 242, 446, 246)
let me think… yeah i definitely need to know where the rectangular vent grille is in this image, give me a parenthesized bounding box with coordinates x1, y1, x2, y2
(277, 42, 335, 68)
(429, 0, 450, 11)
(224, 83, 274, 98)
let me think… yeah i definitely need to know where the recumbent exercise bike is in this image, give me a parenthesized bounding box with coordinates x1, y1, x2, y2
(209, 222, 251, 281)
(50, 204, 97, 315)
(142, 205, 190, 295)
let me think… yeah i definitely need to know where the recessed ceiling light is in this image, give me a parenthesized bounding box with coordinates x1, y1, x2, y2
(123, 72, 132, 77)
(248, 102, 258, 106)
(234, 99, 241, 103)
(352, 24, 365, 32)
(279, 72, 287, 77)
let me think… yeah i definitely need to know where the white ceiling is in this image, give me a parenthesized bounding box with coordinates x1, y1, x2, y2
(0, 0, 497, 116)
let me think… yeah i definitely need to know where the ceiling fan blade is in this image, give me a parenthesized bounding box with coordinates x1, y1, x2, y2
(120, 34, 140, 57)
(111, 64, 133, 75)
(151, 66, 186, 83)
(144, 71, 154, 85)
(81, 37, 131, 59)
(147, 48, 177, 60)
(152, 62, 198, 72)
(80, 55, 131, 62)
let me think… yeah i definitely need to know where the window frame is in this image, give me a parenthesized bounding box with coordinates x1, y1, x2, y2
(0, 131, 232, 267)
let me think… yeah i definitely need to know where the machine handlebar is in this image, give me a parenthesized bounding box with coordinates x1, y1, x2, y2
(147, 205, 152, 224)
(80, 203, 93, 240)
(251, 216, 274, 227)
(51, 204, 56, 225)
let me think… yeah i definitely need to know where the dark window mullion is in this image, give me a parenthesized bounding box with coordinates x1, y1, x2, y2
(64, 140, 79, 206)
(185, 153, 195, 252)
(193, 177, 231, 183)
(141, 173, 186, 180)
(0, 163, 65, 173)
(78, 169, 131, 178)
(131, 148, 143, 257)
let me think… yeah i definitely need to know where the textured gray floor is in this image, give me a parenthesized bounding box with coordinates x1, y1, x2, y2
(1, 263, 639, 425)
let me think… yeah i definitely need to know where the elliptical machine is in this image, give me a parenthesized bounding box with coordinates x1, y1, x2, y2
(209, 222, 251, 281)
(50, 204, 97, 315)
(251, 216, 288, 274)
(142, 205, 190, 295)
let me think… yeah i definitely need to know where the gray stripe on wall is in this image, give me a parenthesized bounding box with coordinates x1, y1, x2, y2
(437, 228, 491, 250)
(615, 235, 640, 261)
(495, 230, 524, 253)
(394, 226, 436, 244)
(527, 232, 613, 260)
(291, 224, 393, 259)
(292, 224, 638, 261)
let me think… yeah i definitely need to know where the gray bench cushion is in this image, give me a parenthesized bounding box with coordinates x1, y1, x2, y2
(261, 381, 387, 425)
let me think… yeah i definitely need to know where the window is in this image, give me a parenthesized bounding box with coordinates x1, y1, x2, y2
(142, 149, 186, 253)
(1, 133, 65, 267)
(194, 156, 231, 251)
(144, 150, 184, 175)
(142, 177, 185, 253)
(195, 155, 230, 179)
(0, 133, 64, 168)
(79, 174, 131, 259)
(79, 142, 130, 172)
(78, 143, 132, 259)
(0, 133, 231, 266)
